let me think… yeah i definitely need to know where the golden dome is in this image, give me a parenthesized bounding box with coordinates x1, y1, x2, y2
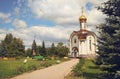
(79, 14, 87, 22)
(79, 7, 87, 22)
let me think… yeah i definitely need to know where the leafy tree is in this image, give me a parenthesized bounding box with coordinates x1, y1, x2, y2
(96, 0, 120, 78)
(56, 42, 69, 57)
(25, 48, 32, 57)
(50, 43, 57, 56)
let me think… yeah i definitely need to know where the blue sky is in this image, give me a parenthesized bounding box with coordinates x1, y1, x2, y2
(0, 0, 106, 47)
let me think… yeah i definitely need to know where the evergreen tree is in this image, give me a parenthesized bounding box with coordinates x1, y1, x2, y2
(96, 0, 120, 78)
(12, 37, 25, 56)
(36, 46, 42, 55)
(50, 43, 57, 56)
(3, 33, 25, 57)
(41, 41, 46, 56)
(0, 41, 8, 57)
(32, 40, 37, 55)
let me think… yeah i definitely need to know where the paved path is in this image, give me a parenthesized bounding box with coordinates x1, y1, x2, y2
(11, 59, 79, 79)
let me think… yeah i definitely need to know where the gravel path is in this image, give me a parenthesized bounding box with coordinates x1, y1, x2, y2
(11, 59, 79, 79)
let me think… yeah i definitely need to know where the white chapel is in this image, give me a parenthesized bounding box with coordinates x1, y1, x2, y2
(69, 9, 97, 58)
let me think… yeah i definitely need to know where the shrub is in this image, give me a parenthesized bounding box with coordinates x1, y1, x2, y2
(15, 56, 21, 60)
(73, 58, 85, 76)
(28, 65, 37, 70)
(17, 66, 26, 74)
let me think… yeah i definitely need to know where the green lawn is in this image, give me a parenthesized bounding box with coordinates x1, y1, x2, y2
(0, 58, 64, 79)
(81, 59, 101, 79)
(65, 58, 102, 79)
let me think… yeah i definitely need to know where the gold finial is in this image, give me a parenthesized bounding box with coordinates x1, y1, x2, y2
(82, 7, 84, 15)
(79, 7, 87, 23)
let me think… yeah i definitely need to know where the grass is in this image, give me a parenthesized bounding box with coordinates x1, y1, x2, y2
(0, 58, 67, 79)
(65, 58, 102, 79)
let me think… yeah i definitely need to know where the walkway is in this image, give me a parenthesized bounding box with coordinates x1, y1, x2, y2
(11, 59, 79, 79)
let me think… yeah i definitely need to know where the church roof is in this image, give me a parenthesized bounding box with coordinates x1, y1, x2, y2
(70, 29, 96, 41)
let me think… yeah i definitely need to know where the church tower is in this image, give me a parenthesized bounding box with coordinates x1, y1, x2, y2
(69, 8, 97, 58)
(79, 7, 87, 30)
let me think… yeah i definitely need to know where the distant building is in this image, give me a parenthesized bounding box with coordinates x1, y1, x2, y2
(69, 9, 97, 58)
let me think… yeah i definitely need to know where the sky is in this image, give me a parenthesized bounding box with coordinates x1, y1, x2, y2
(0, 0, 107, 48)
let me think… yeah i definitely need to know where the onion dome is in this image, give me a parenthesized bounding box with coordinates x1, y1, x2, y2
(79, 7, 87, 23)
(79, 14, 87, 23)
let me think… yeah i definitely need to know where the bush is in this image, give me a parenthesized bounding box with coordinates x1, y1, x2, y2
(15, 56, 21, 60)
(41, 62, 52, 67)
(28, 65, 37, 70)
(73, 58, 85, 76)
(17, 66, 26, 74)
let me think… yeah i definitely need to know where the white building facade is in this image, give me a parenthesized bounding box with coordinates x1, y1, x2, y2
(69, 10, 97, 58)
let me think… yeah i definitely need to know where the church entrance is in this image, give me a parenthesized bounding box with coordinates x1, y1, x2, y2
(72, 47, 78, 57)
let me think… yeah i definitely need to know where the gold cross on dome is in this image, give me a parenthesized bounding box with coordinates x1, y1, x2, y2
(81, 7, 84, 15)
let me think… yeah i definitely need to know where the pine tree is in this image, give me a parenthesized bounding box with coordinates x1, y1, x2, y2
(0, 41, 8, 57)
(50, 43, 57, 56)
(3, 33, 25, 57)
(96, 0, 120, 78)
(41, 41, 46, 56)
(32, 40, 37, 56)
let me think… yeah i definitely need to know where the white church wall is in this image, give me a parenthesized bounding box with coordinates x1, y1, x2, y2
(71, 35, 79, 48)
(69, 35, 79, 57)
(86, 35, 96, 55)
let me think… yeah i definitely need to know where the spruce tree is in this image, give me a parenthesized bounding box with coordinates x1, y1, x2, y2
(41, 41, 46, 56)
(32, 40, 37, 55)
(0, 41, 8, 57)
(96, 0, 120, 78)
(50, 43, 57, 56)
(3, 33, 25, 57)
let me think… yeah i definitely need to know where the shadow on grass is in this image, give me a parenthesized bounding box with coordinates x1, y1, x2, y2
(88, 65, 99, 69)
(82, 72, 100, 79)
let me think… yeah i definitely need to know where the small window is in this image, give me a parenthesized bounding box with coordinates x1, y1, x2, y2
(89, 37, 92, 51)
(74, 39, 76, 43)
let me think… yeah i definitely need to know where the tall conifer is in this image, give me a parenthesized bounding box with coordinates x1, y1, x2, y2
(96, 0, 120, 78)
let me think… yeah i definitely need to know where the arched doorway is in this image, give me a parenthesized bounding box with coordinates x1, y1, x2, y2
(72, 47, 78, 57)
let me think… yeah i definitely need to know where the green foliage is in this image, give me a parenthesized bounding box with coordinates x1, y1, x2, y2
(0, 33, 25, 57)
(17, 65, 26, 74)
(56, 42, 69, 57)
(50, 43, 57, 56)
(25, 48, 32, 57)
(73, 58, 85, 76)
(73, 59, 101, 79)
(40, 41, 47, 56)
(96, 0, 120, 78)
(0, 41, 8, 57)
(31, 40, 37, 55)
(0, 58, 61, 79)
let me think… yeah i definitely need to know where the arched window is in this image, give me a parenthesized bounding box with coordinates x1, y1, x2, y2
(74, 39, 76, 43)
(89, 37, 92, 51)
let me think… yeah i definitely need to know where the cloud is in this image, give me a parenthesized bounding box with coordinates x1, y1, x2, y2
(0, 25, 77, 48)
(27, 0, 106, 26)
(12, 19, 27, 29)
(0, 12, 11, 23)
(0, 0, 108, 48)
(14, 7, 20, 15)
